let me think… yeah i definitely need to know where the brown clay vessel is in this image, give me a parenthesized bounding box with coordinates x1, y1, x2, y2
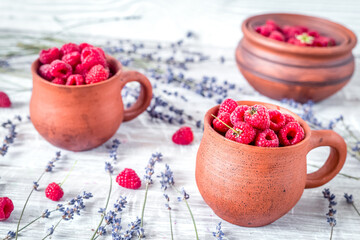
(196, 101, 347, 227)
(30, 55, 152, 151)
(236, 13, 357, 103)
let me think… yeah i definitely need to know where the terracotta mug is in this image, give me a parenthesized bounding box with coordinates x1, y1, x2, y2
(195, 101, 347, 227)
(30, 55, 152, 151)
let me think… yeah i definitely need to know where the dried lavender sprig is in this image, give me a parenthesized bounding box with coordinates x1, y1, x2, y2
(109, 139, 121, 162)
(344, 193, 360, 216)
(164, 194, 174, 240)
(212, 222, 225, 240)
(323, 188, 337, 240)
(1, 116, 22, 157)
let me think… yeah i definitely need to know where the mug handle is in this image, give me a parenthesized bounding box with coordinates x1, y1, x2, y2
(119, 70, 153, 122)
(305, 130, 347, 188)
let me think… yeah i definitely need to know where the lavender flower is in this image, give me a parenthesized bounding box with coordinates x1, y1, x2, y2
(109, 139, 121, 162)
(97, 226, 107, 236)
(5, 231, 15, 240)
(47, 225, 54, 235)
(163, 194, 174, 240)
(212, 222, 225, 240)
(323, 188, 337, 240)
(177, 188, 190, 202)
(344, 193, 360, 216)
(1, 117, 22, 157)
(158, 164, 175, 190)
(42, 209, 51, 218)
(105, 162, 114, 174)
(45, 151, 62, 172)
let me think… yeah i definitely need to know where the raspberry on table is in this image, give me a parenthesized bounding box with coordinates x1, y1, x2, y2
(45, 182, 64, 201)
(62, 51, 81, 69)
(225, 121, 256, 144)
(51, 77, 66, 85)
(278, 122, 305, 146)
(255, 129, 279, 147)
(60, 43, 80, 56)
(116, 168, 141, 189)
(0, 197, 14, 221)
(49, 60, 72, 79)
(218, 98, 238, 115)
(0, 91, 11, 108)
(38, 64, 54, 81)
(230, 105, 249, 125)
(244, 105, 270, 130)
(85, 64, 109, 84)
(268, 109, 286, 132)
(212, 112, 232, 133)
(66, 74, 85, 86)
(172, 126, 194, 145)
(39, 47, 60, 64)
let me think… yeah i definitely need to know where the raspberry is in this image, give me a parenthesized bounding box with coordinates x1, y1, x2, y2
(0, 92, 11, 108)
(265, 19, 280, 32)
(255, 129, 279, 147)
(308, 30, 320, 38)
(49, 60, 72, 79)
(81, 47, 107, 70)
(244, 105, 270, 130)
(172, 126, 194, 145)
(279, 122, 305, 146)
(61, 51, 81, 69)
(45, 182, 64, 201)
(66, 74, 85, 86)
(116, 168, 141, 189)
(313, 36, 336, 47)
(38, 64, 54, 81)
(225, 122, 256, 144)
(60, 43, 80, 56)
(255, 25, 271, 37)
(287, 38, 307, 46)
(212, 112, 232, 133)
(268, 109, 286, 132)
(51, 78, 66, 85)
(75, 63, 88, 77)
(283, 26, 304, 39)
(0, 197, 14, 221)
(230, 105, 249, 125)
(79, 43, 94, 52)
(283, 113, 296, 124)
(85, 64, 109, 84)
(269, 31, 285, 42)
(218, 98, 238, 115)
(39, 47, 60, 64)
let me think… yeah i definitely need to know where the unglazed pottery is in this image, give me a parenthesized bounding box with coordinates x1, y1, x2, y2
(196, 101, 347, 227)
(236, 13, 357, 103)
(30, 55, 152, 151)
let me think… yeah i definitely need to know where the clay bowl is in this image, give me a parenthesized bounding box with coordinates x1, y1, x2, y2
(236, 13, 357, 103)
(196, 101, 347, 227)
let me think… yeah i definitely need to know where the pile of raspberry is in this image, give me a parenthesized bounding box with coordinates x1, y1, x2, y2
(37, 43, 112, 85)
(212, 99, 305, 147)
(255, 19, 336, 47)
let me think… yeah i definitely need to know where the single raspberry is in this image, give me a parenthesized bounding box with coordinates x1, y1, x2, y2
(66, 74, 85, 86)
(230, 105, 249, 125)
(51, 77, 66, 85)
(116, 168, 141, 189)
(45, 182, 64, 201)
(75, 63, 88, 77)
(279, 122, 305, 146)
(212, 112, 232, 133)
(49, 60, 72, 79)
(0, 197, 14, 221)
(255, 25, 271, 37)
(283, 113, 296, 124)
(62, 51, 81, 69)
(269, 31, 285, 42)
(39, 47, 60, 64)
(218, 98, 238, 115)
(60, 43, 80, 56)
(244, 105, 270, 130)
(265, 19, 280, 32)
(0, 92, 11, 108)
(313, 36, 336, 47)
(287, 37, 307, 46)
(38, 64, 54, 81)
(308, 30, 320, 38)
(81, 47, 107, 70)
(172, 126, 194, 145)
(79, 43, 94, 52)
(225, 122, 256, 144)
(268, 109, 286, 132)
(255, 129, 279, 147)
(85, 64, 109, 84)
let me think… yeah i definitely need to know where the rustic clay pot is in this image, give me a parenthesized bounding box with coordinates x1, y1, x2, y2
(195, 101, 347, 227)
(236, 13, 357, 103)
(30, 55, 152, 151)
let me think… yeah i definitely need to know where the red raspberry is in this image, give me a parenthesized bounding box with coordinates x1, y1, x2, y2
(62, 51, 81, 69)
(255, 25, 272, 37)
(79, 43, 94, 52)
(66, 74, 85, 86)
(308, 30, 320, 38)
(0, 197, 14, 221)
(45, 182, 64, 201)
(116, 168, 141, 189)
(81, 47, 107, 70)
(287, 38, 307, 46)
(283, 113, 296, 124)
(269, 31, 285, 42)
(75, 63, 88, 77)
(39, 47, 60, 64)
(225, 122, 256, 144)
(85, 64, 109, 84)
(255, 129, 279, 147)
(244, 105, 270, 130)
(212, 112, 232, 133)
(283, 26, 304, 39)
(51, 78, 66, 85)
(313, 36, 336, 47)
(218, 98, 238, 115)
(0, 92, 11, 108)
(230, 105, 249, 125)
(279, 122, 305, 146)
(265, 19, 280, 32)
(172, 126, 194, 145)
(60, 43, 80, 56)
(268, 109, 286, 132)
(49, 60, 72, 79)
(38, 64, 54, 81)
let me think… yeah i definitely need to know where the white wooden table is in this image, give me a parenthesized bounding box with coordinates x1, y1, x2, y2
(1, 1, 360, 239)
